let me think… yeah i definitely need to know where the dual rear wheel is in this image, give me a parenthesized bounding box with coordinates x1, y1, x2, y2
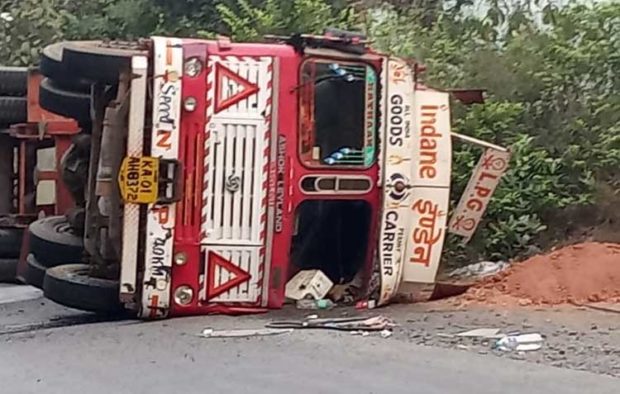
(32, 41, 145, 314)
(23, 215, 121, 313)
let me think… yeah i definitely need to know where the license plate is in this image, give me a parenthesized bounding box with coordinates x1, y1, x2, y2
(118, 157, 159, 204)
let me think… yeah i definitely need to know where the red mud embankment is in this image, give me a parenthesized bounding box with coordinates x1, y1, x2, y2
(458, 242, 620, 306)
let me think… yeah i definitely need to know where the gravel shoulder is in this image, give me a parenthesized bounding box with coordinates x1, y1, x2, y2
(384, 302, 620, 378)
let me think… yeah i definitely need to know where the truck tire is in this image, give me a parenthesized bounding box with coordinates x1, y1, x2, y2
(24, 253, 46, 289)
(0, 258, 18, 282)
(29, 216, 84, 267)
(40, 42, 92, 92)
(0, 96, 27, 125)
(63, 40, 147, 84)
(0, 228, 24, 258)
(43, 264, 122, 313)
(39, 78, 91, 123)
(0, 67, 27, 96)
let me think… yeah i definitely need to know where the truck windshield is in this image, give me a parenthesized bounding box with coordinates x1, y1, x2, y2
(299, 59, 378, 168)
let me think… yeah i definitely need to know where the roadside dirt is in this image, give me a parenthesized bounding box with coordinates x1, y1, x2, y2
(392, 303, 620, 378)
(456, 242, 620, 307)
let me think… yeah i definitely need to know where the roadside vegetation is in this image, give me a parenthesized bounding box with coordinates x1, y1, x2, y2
(1, 0, 617, 266)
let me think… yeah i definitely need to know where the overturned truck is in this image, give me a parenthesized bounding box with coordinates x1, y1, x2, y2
(29, 32, 510, 318)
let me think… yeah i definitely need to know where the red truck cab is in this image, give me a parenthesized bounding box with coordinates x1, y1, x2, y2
(32, 34, 509, 318)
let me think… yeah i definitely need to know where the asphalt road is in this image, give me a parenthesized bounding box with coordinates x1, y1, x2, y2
(0, 286, 619, 394)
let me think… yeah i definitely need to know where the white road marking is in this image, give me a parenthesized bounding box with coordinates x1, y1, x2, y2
(0, 284, 43, 305)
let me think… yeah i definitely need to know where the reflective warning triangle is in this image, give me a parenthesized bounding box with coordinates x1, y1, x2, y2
(206, 251, 252, 300)
(214, 63, 259, 113)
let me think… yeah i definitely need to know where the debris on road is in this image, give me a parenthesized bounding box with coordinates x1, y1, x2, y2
(267, 315, 395, 332)
(459, 242, 620, 306)
(351, 330, 370, 337)
(495, 333, 544, 352)
(456, 328, 503, 338)
(296, 298, 335, 310)
(380, 329, 393, 338)
(329, 275, 363, 304)
(285, 270, 333, 301)
(199, 328, 294, 339)
(355, 300, 377, 310)
(447, 261, 509, 281)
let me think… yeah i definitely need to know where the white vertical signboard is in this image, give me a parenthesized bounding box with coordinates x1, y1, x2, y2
(402, 90, 452, 284)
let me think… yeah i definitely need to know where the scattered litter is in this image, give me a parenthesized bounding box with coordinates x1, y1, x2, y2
(306, 314, 319, 320)
(380, 329, 393, 338)
(330, 279, 362, 303)
(296, 298, 334, 310)
(457, 344, 470, 350)
(267, 315, 395, 332)
(355, 300, 377, 310)
(351, 330, 370, 337)
(447, 261, 509, 280)
(456, 328, 503, 338)
(495, 333, 544, 352)
(199, 328, 293, 338)
(285, 270, 333, 301)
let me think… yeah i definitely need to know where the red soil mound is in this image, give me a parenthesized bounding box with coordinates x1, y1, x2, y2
(460, 242, 620, 306)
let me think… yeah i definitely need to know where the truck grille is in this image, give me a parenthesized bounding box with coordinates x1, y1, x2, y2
(202, 120, 266, 245)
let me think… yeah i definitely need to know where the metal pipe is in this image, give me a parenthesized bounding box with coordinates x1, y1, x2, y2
(451, 132, 509, 152)
(84, 84, 105, 260)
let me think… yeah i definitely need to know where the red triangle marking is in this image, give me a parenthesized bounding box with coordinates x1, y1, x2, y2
(214, 62, 260, 113)
(206, 251, 252, 300)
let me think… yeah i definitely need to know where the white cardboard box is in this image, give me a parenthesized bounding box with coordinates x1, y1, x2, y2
(285, 270, 334, 301)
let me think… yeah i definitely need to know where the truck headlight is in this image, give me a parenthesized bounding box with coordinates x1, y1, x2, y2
(184, 97, 197, 112)
(184, 57, 203, 78)
(174, 286, 194, 306)
(174, 252, 188, 266)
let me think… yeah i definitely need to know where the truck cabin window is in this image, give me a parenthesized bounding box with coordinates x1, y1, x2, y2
(299, 60, 378, 168)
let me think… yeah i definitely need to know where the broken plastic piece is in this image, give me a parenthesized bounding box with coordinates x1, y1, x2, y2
(456, 328, 503, 338)
(199, 328, 294, 338)
(495, 333, 543, 352)
(296, 299, 334, 310)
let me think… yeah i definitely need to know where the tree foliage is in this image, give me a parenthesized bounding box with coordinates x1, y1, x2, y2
(369, 1, 619, 263)
(0, 0, 617, 265)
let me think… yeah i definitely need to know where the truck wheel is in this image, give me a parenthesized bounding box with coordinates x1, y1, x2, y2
(40, 42, 92, 92)
(0, 67, 27, 96)
(0, 228, 24, 258)
(63, 40, 147, 84)
(0, 97, 27, 125)
(29, 216, 84, 267)
(24, 253, 46, 289)
(43, 264, 121, 313)
(39, 78, 91, 123)
(0, 258, 18, 282)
